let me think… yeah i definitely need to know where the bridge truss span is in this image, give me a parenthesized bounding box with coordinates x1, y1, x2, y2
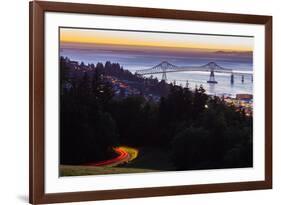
(135, 61, 252, 84)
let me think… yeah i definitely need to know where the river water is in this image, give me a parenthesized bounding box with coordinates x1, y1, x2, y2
(152, 71, 252, 97)
(61, 48, 253, 97)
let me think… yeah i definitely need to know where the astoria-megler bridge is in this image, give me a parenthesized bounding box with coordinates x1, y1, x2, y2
(135, 61, 252, 84)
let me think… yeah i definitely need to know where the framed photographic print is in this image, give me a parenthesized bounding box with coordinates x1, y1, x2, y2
(29, 1, 272, 204)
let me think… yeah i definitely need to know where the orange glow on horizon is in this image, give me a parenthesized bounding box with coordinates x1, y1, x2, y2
(60, 29, 253, 52)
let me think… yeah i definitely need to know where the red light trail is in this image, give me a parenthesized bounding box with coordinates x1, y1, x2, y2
(83, 147, 130, 166)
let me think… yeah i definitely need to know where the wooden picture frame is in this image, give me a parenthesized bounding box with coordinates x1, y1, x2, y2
(29, 1, 272, 204)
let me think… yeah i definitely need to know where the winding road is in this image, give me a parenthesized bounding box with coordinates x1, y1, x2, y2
(84, 146, 138, 167)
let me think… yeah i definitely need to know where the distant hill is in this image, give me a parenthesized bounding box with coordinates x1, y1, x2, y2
(214, 50, 253, 56)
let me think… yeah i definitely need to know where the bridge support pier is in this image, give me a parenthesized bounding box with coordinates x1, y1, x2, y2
(185, 80, 189, 88)
(231, 73, 234, 84)
(161, 70, 167, 81)
(207, 70, 218, 84)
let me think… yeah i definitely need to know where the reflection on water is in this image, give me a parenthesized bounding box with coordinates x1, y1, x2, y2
(208, 83, 216, 95)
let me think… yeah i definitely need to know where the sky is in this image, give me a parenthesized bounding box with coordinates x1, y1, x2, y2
(60, 28, 254, 52)
(59, 27, 253, 73)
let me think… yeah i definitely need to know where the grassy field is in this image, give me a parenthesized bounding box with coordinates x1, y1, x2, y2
(60, 146, 176, 176)
(60, 165, 157, 176)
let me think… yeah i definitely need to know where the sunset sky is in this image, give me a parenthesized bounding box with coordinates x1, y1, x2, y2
(60, 28, 254, 52)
